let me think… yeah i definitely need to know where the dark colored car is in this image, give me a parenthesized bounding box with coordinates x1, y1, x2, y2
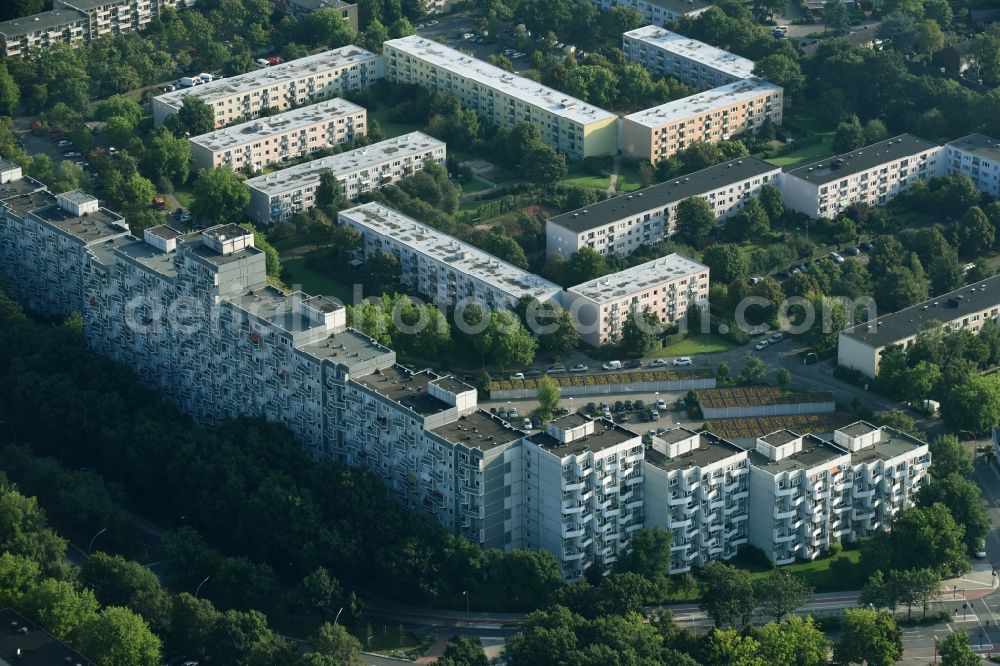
(624, 400, 633, 411)
(634, 400, 645, 411)
(624, 359, 642, 369)
(524, 369, 542, 378)
(614, 400, 625, 412)
(587, 401, 596, 413)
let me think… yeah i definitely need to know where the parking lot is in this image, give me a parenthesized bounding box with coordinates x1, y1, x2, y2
(415, 13, 533, 73)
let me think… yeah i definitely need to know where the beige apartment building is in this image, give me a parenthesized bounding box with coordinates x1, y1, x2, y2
(383, 36, 617, 160)
(152, 46, 383, 128)
(623, 26, 755, 90)
(188, 98, 367, 173)
(622, 78, 783, 164)
(0, 9, 89, 58)
(564, 253, 709, 346)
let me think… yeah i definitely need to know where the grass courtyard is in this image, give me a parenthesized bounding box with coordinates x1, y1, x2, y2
(652, 334, 741, 357)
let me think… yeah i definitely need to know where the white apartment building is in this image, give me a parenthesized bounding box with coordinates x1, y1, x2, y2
(623, 26, 755, 90)
(622, 79, 783, 164)
(521, 415, 645, 579)
(780, 134, 942, 219)
(833, 422, 930, 540)
(564, 253, 709, 346)
(591, 0, 710, 26)
(152, 46, 383, 128)
(383, 36, 618, 159)
(244, 132, 445, 223)
(643, 428, 749, 574)
(546, 157, 781, 258)
(838, 274, 1000, 378)
(0, 9, 90, 58)
(747, 430, 853, 565)
(338, 202, 563, 310)
(189, 98, 367, 173)
(943, 133, 1000, 198)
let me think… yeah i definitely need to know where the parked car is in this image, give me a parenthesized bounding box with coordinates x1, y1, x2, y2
(570, 363, 589, 373)
(860, 241, 874, 252)
(624, 359, 642, 369)
(768, 332, 784, 344)
(599, 401, 608, 411)
(586, 401, 596, 413)
(490, 407, 497, 416)
(672, 357, 693, 366)
(977, 540, 987, 559)
(844, 246, 861, 256)
(547, 363, 566, 374)
(509, 372, 524, 380)
(256, 58, 270, 68)
(755, 340, 769, 351)
(656, 399, 667, 410)
(63, 151, 81, 158)
(650, 409, 660, 420)
(613, 400, 625, 412)
(509, 407, 519, 418)
(498, 408, 508, 419)
(266, 56, 283, 65)
(828, 251, 845, 264)
(649, 358, 668, 367)
(634, 400, 645, 411)
(624, 400, 633, 411)
(602, 360, 622, 370)
(57, 139, 71, 147)
(523, 417, 532, 430)
(524, 369, 542, 378)
(531, 415, 542, 429)
(603, 409, 612, 420)
(427, 19, 438, 25)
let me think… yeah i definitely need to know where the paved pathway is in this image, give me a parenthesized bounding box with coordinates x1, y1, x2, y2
(607, 155, 622, 194)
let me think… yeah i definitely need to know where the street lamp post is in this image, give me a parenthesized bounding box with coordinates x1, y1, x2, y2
(87, 528, 107, 556)
(333, 607, 343, 627)
(463, 590, 469, 617)
(195, 575, 210, 599)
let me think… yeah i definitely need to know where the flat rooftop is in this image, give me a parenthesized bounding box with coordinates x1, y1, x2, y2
(642, 0, 711, 14)
(1, 190, 56, 218)
(431, 410, 525, 451)
(29, 203, 128, 244)
(947, 133, 1000, 162)
(298, 327, 394, 368)
(785, 134, 939, 186)
(549, 157, 778, 233)
(341, 203, 563, 301)
(0, 608, 95, 665)
(761, 429, 799, 447)
(623, 26, 755, 80)
(646, 431, 746, 472)
(840, 274, 1000, 349)
(431, 375, 475, 395)
(0, 175, 44, 200)
(850, 427, 927, 465)
(228, 286, 337, 335)
(178, 230, 264, 267)
(696, 386, 834, 408)
(838, 421, 878, 438)
(749, 434, 849, 474)
(189, 98, 366, 152)
(245, 132, 444, 196)
(385, 36, 616, 125)
(154, 46, 378, 111)
(625, 78, 781, 128)
(88, 234, 137, 271)
(527, 418, 639, 456)
(568, 253, 706, 304)
(353, 365, 452, 416)
(115, 238, 179, 280)
(0, 8, 88, 37)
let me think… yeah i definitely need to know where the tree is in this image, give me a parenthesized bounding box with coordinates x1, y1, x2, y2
(758, 184, 785, 225)
(753, 54, 804, 103)
(19, 578, 99, 642)
(858, 570, 896, 611)
(929, 250, 964, 296)
(754, 569, 812, 621)
(868, 236, 903, 278)
(0, 553, 40, 608)
(313, 622, 364, 665)
(174, 97, 215, 136)
(304, 7, 357, 47)
(875, 266, 928, 312)
(164, 593, 219, 657)
(832, 115, 865, 153)
(363, 20, 390, 53)
(739, 356, 768, 384)
(913, 20, 944, 59)
(316, 171, 348, 210)
(864, 119, 889, 145)
(614, 528, 671, 582)
(522, 144, 567, 185)
(620, 306, 660, 355)
(0, 62, 20, 116)
(148, 129, 192, 187)
(700, 562, 755, 628)
(674, 197, 715, 248)
(482, 233, 529, 269)
(475, 310, 537, 368)
(755, 616, 829, 666)
(928, 434, 972, 479)
(205, 609, 275, 665)
(938, 630, 980, 666)
(439, 635, 488, 666)
(565, 247, 610, 284)
(389, 17, 416, 38)
(76, 606, 162, 666)
(96, 95, 142, 126)
(823, 0, 849, 34)
(191, 167, 250, 227)
(954, 206, 994, 259)
(536, 376, 560, 418)
(701, 628, 765, 666)
(727, 198, 770, 242)
(80, 552, 162, 609)
(834, 609, 902, 666)
(538, 307, 580, 356)
(882, 503, 969, 576)
(917, 474, 990, 553)
(941, 374, 1000, 433)
(702, 244, 748, 284)
(776, 367, 792, 387)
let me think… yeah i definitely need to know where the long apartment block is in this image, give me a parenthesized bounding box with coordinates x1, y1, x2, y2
(338, 202, 563, 310)
(780, 134, 942, 219)
(245, 132, 445, 223)
(0, 161, 932, 581)
(592, 0, 710, 27)
(644, 428, 749, 574)
(564, 253, 709, 346)
(152, 46, 383, 128)
(622, 79, 783, 164)
(747, 423, 929, 565)
(943, 134, 1000, 198)
(189, 98, 367, 173)
(383, 36, 617, 160)
(546, 157, 781, 258)
(0, 0, 193, 58)
(623, 26, 755, 90)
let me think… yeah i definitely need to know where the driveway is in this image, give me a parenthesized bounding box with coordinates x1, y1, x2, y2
(415, 14, 532, 73)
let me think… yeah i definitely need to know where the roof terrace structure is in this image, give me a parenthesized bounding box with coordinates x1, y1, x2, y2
(245, 132, 445, 223)
(339, 202, 563, 309)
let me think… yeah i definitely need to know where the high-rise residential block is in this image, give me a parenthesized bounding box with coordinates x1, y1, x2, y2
(623, 26, 755, 90)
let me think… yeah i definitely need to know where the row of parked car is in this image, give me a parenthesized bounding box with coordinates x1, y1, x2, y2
(508, 357, 693, 380)
(44, 129, 103, 182)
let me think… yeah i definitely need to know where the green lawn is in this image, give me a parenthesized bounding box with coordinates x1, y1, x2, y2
(461, 178, 491, 194)
(370, 105, 425, 139)
(561, 173, 610, 189)
(749, 548, 865, 592)
(616, 164, 645, 193)
(173, 188, 194, 208)
(766, 134, 836, 167)
(652, 334, 740, 357)
(280, 255, 355, 303)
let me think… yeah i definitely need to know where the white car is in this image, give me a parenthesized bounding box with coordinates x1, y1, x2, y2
(768, 332, 784, 344)
(755, 340, 769, 351)
(570, 364, 589, 373)
(523, 417, 532, 430)
(649, 358, 668, 368)
(509, 372, 524, 380)
(828, 252, 845, 264)
(656, 399, 667, 410)
(672, 357, 693, 366)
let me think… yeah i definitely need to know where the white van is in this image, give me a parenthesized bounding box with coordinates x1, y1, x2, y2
(602, 360, 622, 370)
(256, 58, 270, 68)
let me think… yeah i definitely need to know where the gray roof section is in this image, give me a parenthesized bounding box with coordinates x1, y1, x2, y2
(29, 203, 128, 245)
(749, 434, 849, 474)
(0, 8, 88, 37)
(947, 133, 1000, 163)
(0, 175, 45, 201)
(567, 253, 707, 304)
(527, 418, 640, 456)
(228, 286, 336, 336)
(850, 427, 927, 465)
(431, 410, 526, 452)
(0, 190, 56, 218)
(784, 134, 939, 186)
(838, 421, 878, 438)
(115, 238, 178, 280)
(549, 157, 779, 233)
(353, 365, 453, 416)
(624, 78, 782, 128)
(298, 327, 394, 367)
(646, 431, 746, 472)
(840, 274, 1000, 349)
